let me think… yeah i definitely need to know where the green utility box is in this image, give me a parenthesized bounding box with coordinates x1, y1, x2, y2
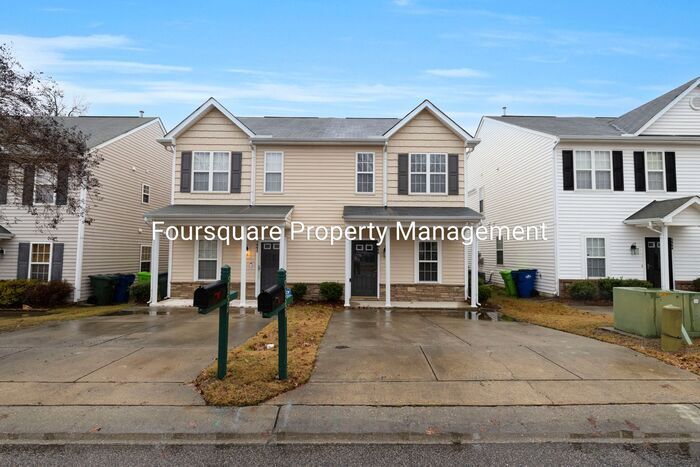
(613, 287, 700, 338)
(500, 270, 517, 297)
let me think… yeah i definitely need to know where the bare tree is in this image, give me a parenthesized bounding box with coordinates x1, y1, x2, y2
(0, 43, 101, 235)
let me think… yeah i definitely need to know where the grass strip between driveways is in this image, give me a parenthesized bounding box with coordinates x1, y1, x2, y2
(0, 304, 129, 333)
(195, 304, 334, 406)
(492, 292, 700, 376)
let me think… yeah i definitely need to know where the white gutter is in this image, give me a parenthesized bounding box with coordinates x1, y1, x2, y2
(382, 142, 388, 206)
(73, 186, 88, 302)
(250, 137, 387, 145)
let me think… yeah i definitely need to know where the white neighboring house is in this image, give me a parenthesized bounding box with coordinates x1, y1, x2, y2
(468, 77, 700, 295)
(0, 116, 171, 301)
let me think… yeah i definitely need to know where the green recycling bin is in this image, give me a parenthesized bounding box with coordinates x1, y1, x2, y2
(89, 274, 117, 306)
(500, 270, 517, 297)
(136, 271, 151, 284)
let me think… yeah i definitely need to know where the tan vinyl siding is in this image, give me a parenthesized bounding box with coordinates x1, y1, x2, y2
(80, 120, 171, 298)
(171, 238, 256, 284)
(381, 236, 465, 285)
(174, 108, 251, 204)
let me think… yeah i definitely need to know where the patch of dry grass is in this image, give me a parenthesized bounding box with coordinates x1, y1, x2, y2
(493, 293, 700, 376)
(195, 304, 334, 406)
(0, 304, 128, 332)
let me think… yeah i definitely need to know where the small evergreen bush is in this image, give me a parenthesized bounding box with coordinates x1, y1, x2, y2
(130, 282, 151, 303)
(478, 284, 492, 304)
(291, 283, 308, 301)
(568, 280, 597, 301)
(319, 282, 343, 302)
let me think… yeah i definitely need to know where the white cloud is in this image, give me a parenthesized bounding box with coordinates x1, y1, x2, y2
(425, 68, 486, 78)
(393, 0, 412, 6)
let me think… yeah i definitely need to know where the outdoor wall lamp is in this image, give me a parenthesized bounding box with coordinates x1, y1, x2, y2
(630, 243, 639, 256)
(246, 246, 250, 257)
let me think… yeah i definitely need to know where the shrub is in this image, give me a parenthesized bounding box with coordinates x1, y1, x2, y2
(598, 277, 652, 300)
(693, 277, 700, 292)
(130, 282, 150, 303)
(23, 281, 73, 308)
(291, 283, 308, 301)
(478, 284, 492, 304)
(319, 281, 343, 302)
(568, 280, 597, 301)
(0, 279, 34, 307)
(621, 278, 652, 289)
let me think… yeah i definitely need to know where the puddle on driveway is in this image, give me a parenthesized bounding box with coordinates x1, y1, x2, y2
(464, 310, 510, 321)
(105, 309, 171, 316)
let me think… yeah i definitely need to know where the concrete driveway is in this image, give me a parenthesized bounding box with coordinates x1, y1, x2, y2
(270, 310, 700, 406)
(0, 308, 268, 406)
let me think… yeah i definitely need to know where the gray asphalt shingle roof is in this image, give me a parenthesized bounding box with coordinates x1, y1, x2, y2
(343, 206, 482, 221)
(625, 196, 699, 221)
(238, 117, 400, 140)
(55, 116, 158, 148)
(145, 204, 294, 220)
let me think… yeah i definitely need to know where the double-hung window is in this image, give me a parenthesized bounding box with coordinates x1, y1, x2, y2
(192, 151, 230, 192)
(140, 245, 152, 272)
(478, 187, 485, 213)
(196, 240, 219, 281)
(575, 150, 611, 190)
(585, 237, 606, 278)
(356, 152, 374, 193)
(496, 236, 504, 266)
(34, 168, 56, 204)
(264, 152, 283, 193)
(142, 184, 150, 204)
(416, 241, 440, 283)
(29, 243, 52, 281)
(409, 153, 446, 194)
(646, 151, 665, 191)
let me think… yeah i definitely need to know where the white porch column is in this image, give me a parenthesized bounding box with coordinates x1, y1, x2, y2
(344, 238, 351, 307)
(384, 232, 391, 308)
(279, 226, 287, 270)
(240, 227, 247, 306)
(166, 239, 173, 298)
(149, 231, 160, 305)
(660, 224, 670, 290)
(470, 235, 479, 308)
(463, 242, 469, 301)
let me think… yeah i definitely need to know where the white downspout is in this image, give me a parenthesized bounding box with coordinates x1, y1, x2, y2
(73, 186, 88, 302)
(250, 143, 257, 206)
(382, 142, 388, 207)
(464, 146, 471, 301)
(550, 138, 561, 296)
(660, 224, 670, 290)
(167, 138, 176, 298)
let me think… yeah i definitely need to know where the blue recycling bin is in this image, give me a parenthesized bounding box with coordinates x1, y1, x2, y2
(113, 274, 136, 303)
(513, 269, 537, 298)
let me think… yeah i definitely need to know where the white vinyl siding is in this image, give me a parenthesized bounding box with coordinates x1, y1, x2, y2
(192, 151, 230, 192)
(409, 153, 446, 194)
(575, 150, 611, 190)
(264, 152, 283, 193)
(585, 237, 606, 278)
(355, 152, 374, 193)
(29, 243, 52, 281)
(646, 151, 665, 191)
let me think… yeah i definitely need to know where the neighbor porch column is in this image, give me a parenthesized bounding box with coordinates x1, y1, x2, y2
(384, 231, 391, 308)
(240, 226, 247, 306)
(149, 230, 160, 305)
(279, 226, 287, 270)
(470, 234, 479, 307)
(344, 238, 351, 307)
(463, 242, 469, 301)
(660, 224, 670, 290)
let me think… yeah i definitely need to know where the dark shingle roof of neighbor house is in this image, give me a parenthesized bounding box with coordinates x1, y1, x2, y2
(625, 196, 699, 221)
(343, 206, 482, 221)
(0, 225, 13, 239)
(145, 204, 294, 220)
(237, 117, 400, 140)
(55, 116, 158, 148)
(489, 77, 699, 137)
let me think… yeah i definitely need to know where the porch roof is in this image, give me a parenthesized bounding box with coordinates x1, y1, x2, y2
(0, 226, 13, 240)
(145, 204, 294, 222)
(624, 196, 700, 225)
(343, 206, 482, 223)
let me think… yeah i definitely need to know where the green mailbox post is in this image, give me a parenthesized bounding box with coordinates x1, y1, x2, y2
(193, 265, 238, 380)
(257, 268, 293, 380)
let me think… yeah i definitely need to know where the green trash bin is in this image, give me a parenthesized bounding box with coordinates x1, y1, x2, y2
(136, 271, 151, 284)
(89, 274, 117, 306)
(500, 270, 517, 297)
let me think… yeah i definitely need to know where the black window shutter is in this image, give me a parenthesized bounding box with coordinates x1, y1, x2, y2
(398, 153, 408, 195)
(0, 159, 8, 204)
(448, 154, 459, 195)
(562, 150, 574, 191)
(55, 164, 69, 205)
(633, 151, 646, 191)
(230, 152, 242, 193)
(612, 150, 624, 191)
(50, 243, 64, 281)
(22, 165, 35, 205)
(17, 243, 30, 279)
(664, 152, 677, 192)
(180, 151, 192, 193)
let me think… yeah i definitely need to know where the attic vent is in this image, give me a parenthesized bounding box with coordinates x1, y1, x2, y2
(690, 95, 700, 111)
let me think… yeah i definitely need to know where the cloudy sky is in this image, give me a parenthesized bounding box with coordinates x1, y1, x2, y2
(2, 0, 698, 133)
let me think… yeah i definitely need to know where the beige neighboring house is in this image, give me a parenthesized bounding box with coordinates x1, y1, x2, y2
(0, 116, 171, 302)
(147, 99, 483, 308)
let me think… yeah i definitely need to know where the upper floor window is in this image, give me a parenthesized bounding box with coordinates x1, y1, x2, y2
(575, 150, 611, 190)
(34, 168, 56, 204)
(192, 151, 230, 192)
(585, 237, 606, 278)
(140, 245, 152, 272)
(478, 187, 484, 213)
(142, 184, 150, 204)
(356, 152, 374, 193)
(646, 151, 665, 191)
(410, 153, 446, 194)
(30, 243, 52, 281)
(264, 152, 283, 193)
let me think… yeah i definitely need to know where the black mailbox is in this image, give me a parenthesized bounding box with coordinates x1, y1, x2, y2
(257, 283, 285, 317)
(193, 280, 228, 312)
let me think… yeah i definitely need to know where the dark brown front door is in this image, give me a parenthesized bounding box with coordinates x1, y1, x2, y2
(260, 241, 280, 290)
(351, 240, 377, 297)
(645, 237, 673, 288)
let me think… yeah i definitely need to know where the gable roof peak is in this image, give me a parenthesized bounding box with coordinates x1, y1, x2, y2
(383, 99, 476, 142)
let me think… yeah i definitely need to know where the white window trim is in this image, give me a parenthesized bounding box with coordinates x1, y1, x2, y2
(141, 184, 150, 204)
(33, 168, 57, 206)
(496, 235, 504, 266)
(573, 149, 613, 191)
(191, 151, 231, 193)
(29, 242, 53, 281)
(582, 235, 607, 279)
(139, 244, 152, 272)
(478, 187, 485, 213)
(408, 153, 448, 195)
(193, 239, 222, 282)
(414, 239, 442, 284)
(355, 152, 375, 194)
(645, 150, 666, 192)
(264, 151, 284, 193)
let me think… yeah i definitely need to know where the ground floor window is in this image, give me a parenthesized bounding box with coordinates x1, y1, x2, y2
(196, 240, 219, 281)
(30, 243, 52, 280)
(586, 237, 606, 278)
(496, 235, 504, 265)
(140, 245, 152, 272)
(416, 241, 440, 283)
